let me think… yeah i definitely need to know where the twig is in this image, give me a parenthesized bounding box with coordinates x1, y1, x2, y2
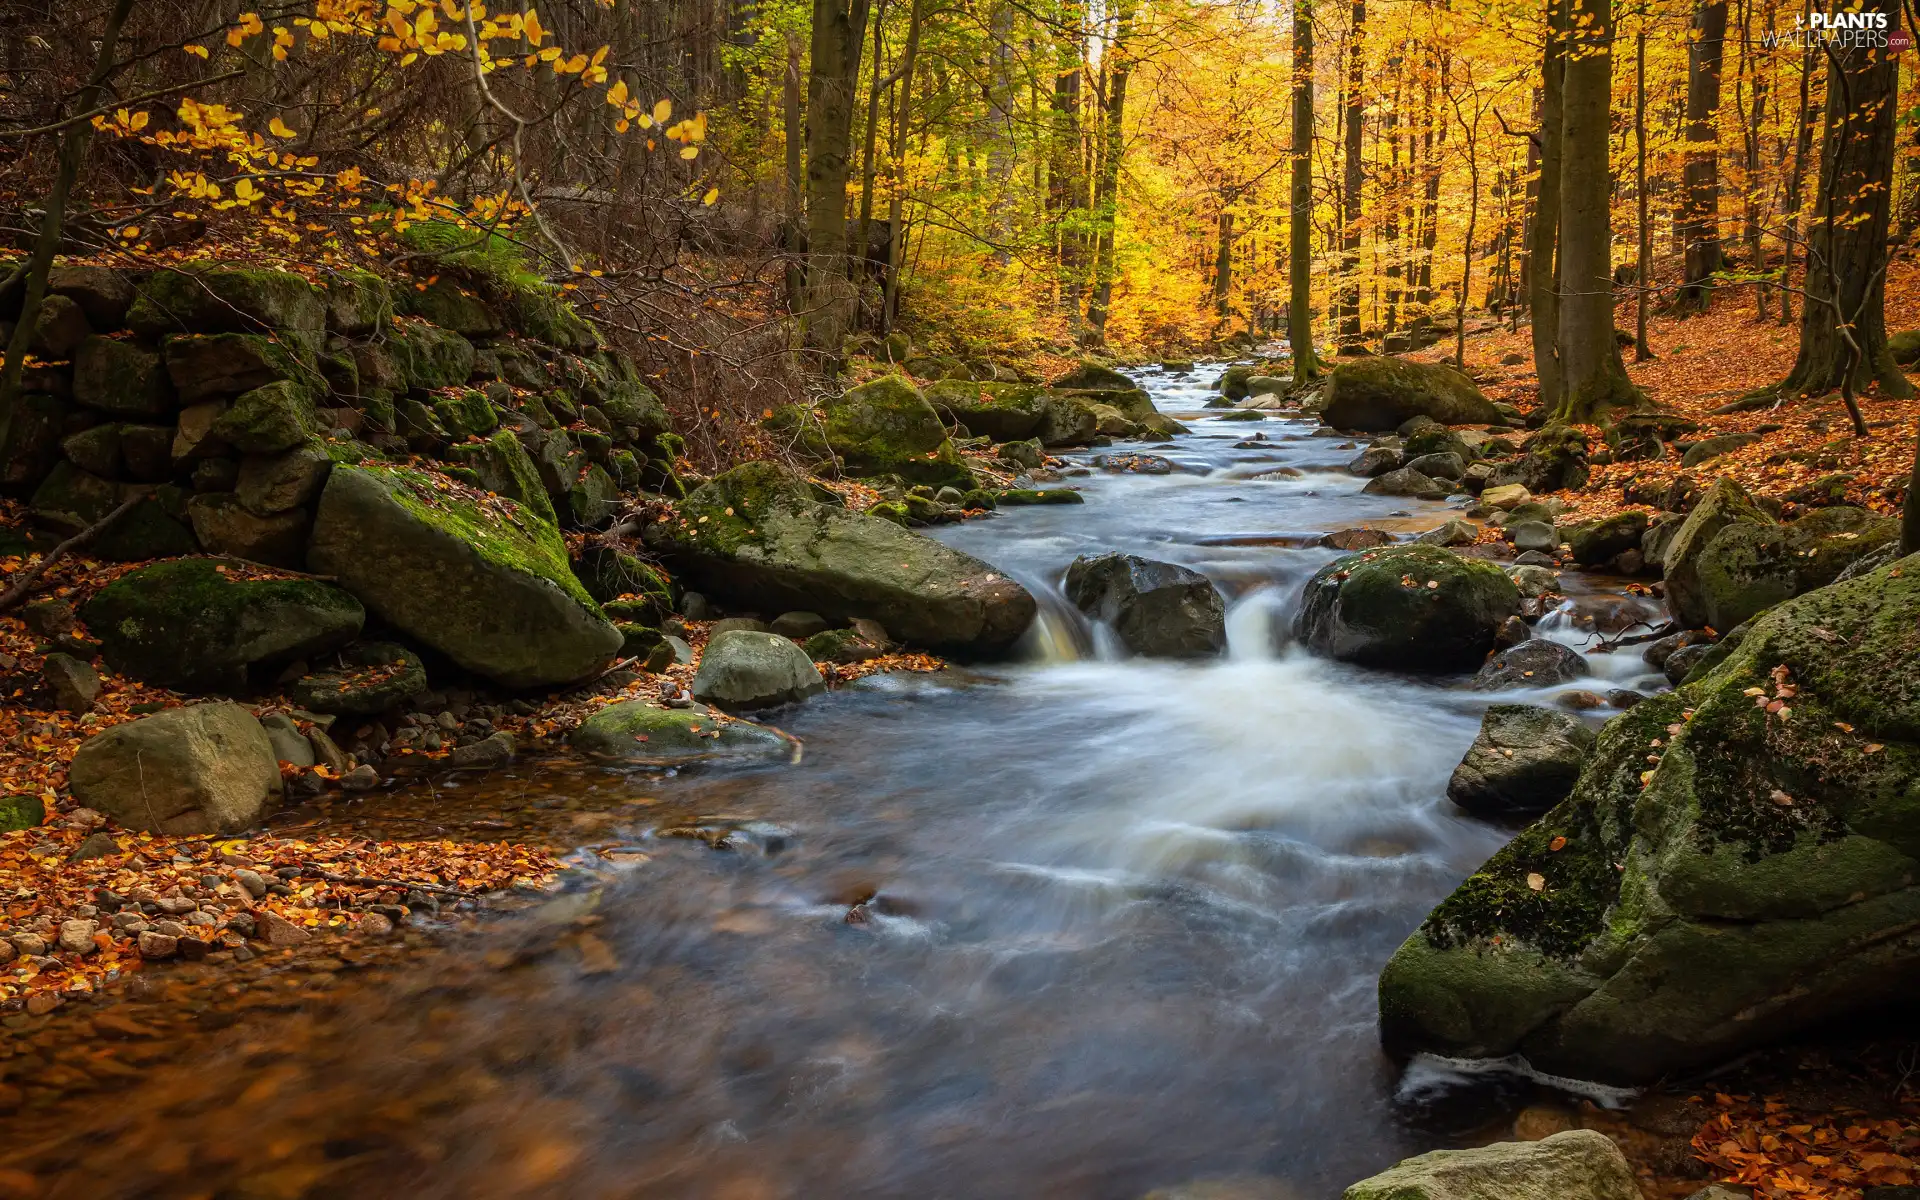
(0, 492, 147, 611)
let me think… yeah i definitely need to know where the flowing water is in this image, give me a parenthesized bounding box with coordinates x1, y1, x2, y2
(22, 366, 1669, 1199)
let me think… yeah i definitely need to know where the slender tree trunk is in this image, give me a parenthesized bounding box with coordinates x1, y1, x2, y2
(804, 0, 875, 355)
(855, 0, 891, 281)
(1556, 0, 1644, 420)
(881, 0, 925, 332)
(1212, 205, 1235, 317)
(783, 31, 807, 312)
(1779, 0, 1817, 326)
(984, 0, 1016, 265)
(1634, 22, 1653, 360)
(1290, 0, 1321, 380)
(0, 0, 135, 459)
(1050, 1, 1087, 330)
(1530, 0, 1567, 408)
(1339, 0, 1367, 342)
(1739, 0, 1769, 317)
(1676, 0, 1728, 311)
(1086, 0, 1135, 343)
(1457, 120, 1479, 369)
(1773, 0, 1912, 409)
(1384, 57, 1404, 337)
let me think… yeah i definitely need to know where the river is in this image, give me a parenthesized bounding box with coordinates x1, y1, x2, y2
(18, 364, 1668, 1199)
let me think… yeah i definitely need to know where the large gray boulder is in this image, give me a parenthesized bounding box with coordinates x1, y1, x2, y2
(68, 702, 282, 835)
(1343, 1131, 1637, 1200)
(83, 558, 364, 693)
(692, 629, 826, 710)
(1379, 555, 1920, 1084)
(1064, 552, 1225, 658)
(1447, 704, 1596, 818)
(307, 464, 622, 688)
(1295, 544, 1521, 672)
(570, 700, 791, 764)
(644, 462, 1036, 656)
(795, 374, 971, 487)
(1320, 358, 1499, 431)
(924, 379, 1050, 441)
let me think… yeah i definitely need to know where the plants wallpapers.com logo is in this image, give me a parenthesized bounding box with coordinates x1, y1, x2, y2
(1761, 11, 1911, 48)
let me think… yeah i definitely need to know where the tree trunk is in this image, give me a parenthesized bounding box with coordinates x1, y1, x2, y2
(881, 0, 925, 332)
(1773, 0, 1912, 408)
(1339, 0, 1367, 342)
(1778, 0, 1817, 327)
(1676, 0, 1728, 311)
(1050, 1, 1087, 331)
(1289, 0, 1321, 381)
(1086, 0, 1135, 344)
(1530, 0, 1566, 409)
(804, 0, 874, 356)
(984, 0, 1016, 265)
(1212, 206, 1235, 317)
(0, 0, 135, 459)
(1634, 23, 1652, 360)
(854, 0, 891, 282)
(1555, 0, 1644, 420)
(784, 31, 808, 312)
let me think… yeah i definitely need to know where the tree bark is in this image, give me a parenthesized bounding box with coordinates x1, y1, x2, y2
(1050, 1, 1088, 331)
(1338, 0, 1367, 342)
(1530, 0, 1567, 409)
(1772, 0, 1912, 407)
(1212, 206, 1235, 317)
(1778, 0, 1817, 326)
(0, 0, 135, 460)
(881, 0, 925, 332)
(1289, 0, 1321, 380)
(1555, 0, 1644, 420)
(1634, 21, 1652, 360)
(804, 0, 874, 356)
(1086, 0, 1136, 344)
(1676, 0, 1728, 311)
(784, 30, 808, 312)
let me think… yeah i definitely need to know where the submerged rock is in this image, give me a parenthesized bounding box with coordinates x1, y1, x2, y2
(644, 462, 1035, 655)
(571, 700, 791, 764)
(1064, 552, 1226, 658)
(1378, 554, 1920, 1084)
(68, 702, 282, 835)
(1447, 704, 1596, 818)
(1295, 544, 1521, 672)
(1471, 639, 1590, 690)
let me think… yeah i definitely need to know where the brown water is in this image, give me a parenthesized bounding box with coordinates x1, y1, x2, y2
(8, 369, 1665, 1199)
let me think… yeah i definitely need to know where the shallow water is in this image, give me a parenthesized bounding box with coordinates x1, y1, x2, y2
(22, 365, 1668, 1199)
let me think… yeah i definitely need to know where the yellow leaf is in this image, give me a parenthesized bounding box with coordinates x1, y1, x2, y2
(606, 78, 628, 107)
(269, 116, 297, 138)
(652, 97, 672, 124)
(523, 7, 545, 43)
(185, 43, 209, 57)
(678, 145, 698, 159)
(702, 186, 719, 206)
(1526, 872, 1545, 892)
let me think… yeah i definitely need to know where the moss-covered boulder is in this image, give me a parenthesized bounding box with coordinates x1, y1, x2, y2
(692, 629, 826, 711)
(128, 263, 325, 355)
(321, 270, 393, 335)
(1050, 360, 1133, 391)
(643, 461, 1035, 655)
(570, 700, 791, 765)
(73, 336, 173, 414)
(1559, 511, 1650, 567)
(1488, 425, 1591, 494)
(1690, 505, 1898, 632)
(28, 462, 199, 560)
(505, 286, 600, 352)
(1379, 555, 1920, 1084)
(397, 278, 501, 337)
(432, 389, 497, 439)
(1320, 358, 1499, 431)
(1033, 393, 1100, 447)
(306, 464, 621, 687)
(1064, 552, 1225, 658)
(208, 379, 317, 454)
(67, 702, 282, 835)
(83, 558, 364, 692)
(235, 444, 333, 515)
(575, 545, 673, 613)
(1294, 544, 1521, 672)
(813, 375, 970, 486)
(569, 462, 620, 527)
(925, 379, 1049, 441)
(998, 487, 1084, 505)
(0, 794, 45, 833)
(387, 320, 476, 390)
(598, 378, 671, 439)
(1890, 329, 1920, 366)
(162, 333, 305, 403)
(1662, 477, 1774, 629)
(443, 430, 556, 525)
(1216, 363, 1261, 400)
(286, 640, 428, 715)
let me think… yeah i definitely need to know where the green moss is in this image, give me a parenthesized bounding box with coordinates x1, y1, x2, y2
(396, 278, 501, 336)
(211, 379, 318, 453)
(662, 461, 843, 557)
(0, 794, 46, 832)
(997, 488, 1085, 505)
(360, 463, 596, 610)
(321, 269, 393, 334)
(126, 262, 325, 353)
(505, 284, 600, 351)
(386, 320, 476, 390)
(434, 389, 498, 438)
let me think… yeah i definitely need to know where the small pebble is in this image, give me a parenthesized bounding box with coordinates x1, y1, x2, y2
(137, 931, 178, 960)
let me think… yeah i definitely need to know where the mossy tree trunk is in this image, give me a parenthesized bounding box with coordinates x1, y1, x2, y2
(1288, 0, 1321, 382)
(1553, 0, 1645, 423)
(1675, 0, 1728, 312)
(1771, 0, 1913, 422)
(803, 0, 874, 356)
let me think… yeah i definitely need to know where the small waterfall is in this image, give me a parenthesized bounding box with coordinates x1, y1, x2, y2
(1017, 579, 1095, 663)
